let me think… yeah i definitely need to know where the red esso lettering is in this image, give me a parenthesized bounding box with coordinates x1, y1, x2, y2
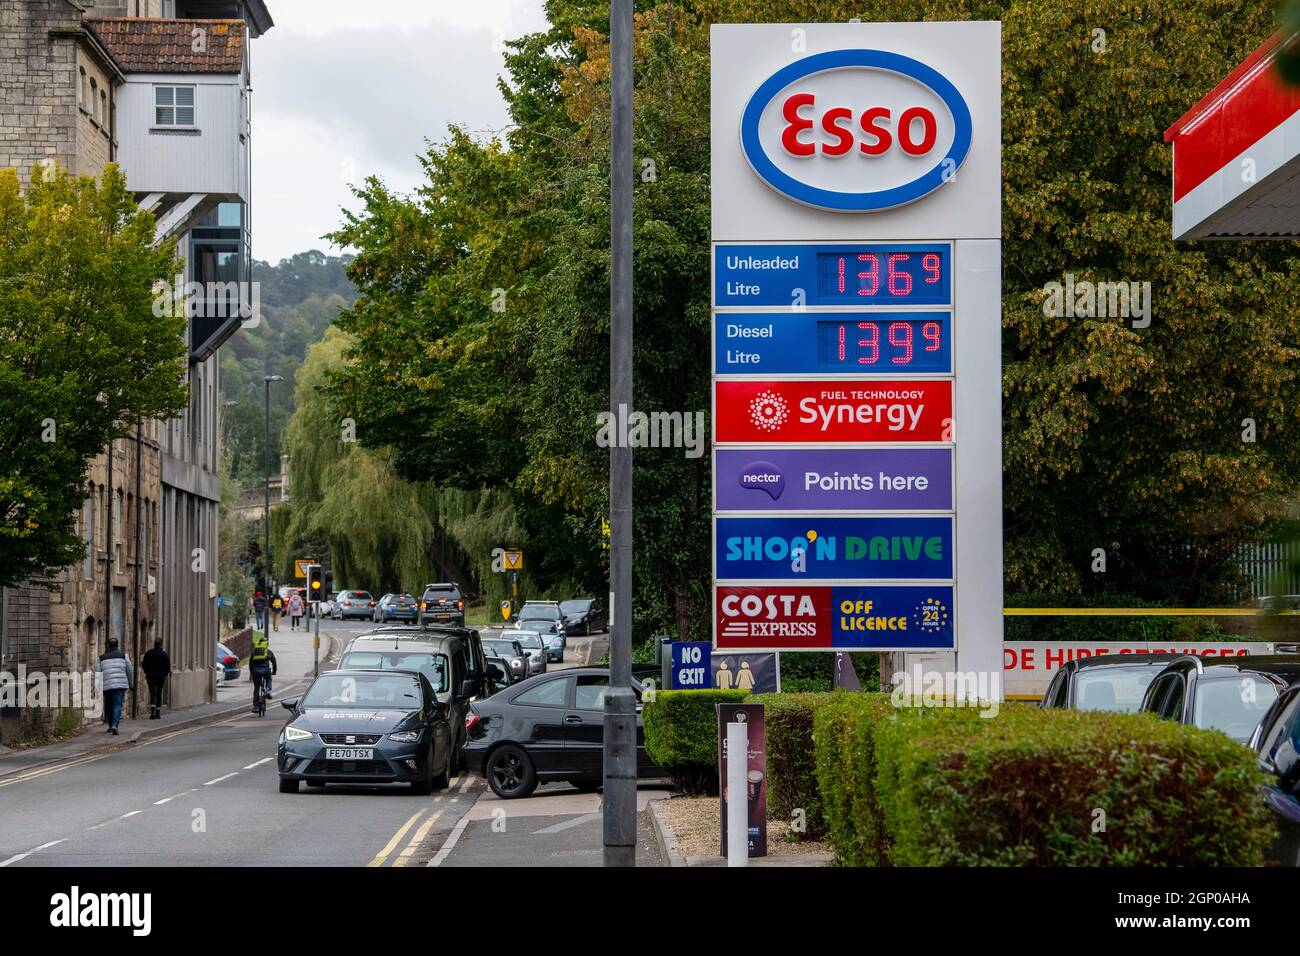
(780, 93, 937, 158)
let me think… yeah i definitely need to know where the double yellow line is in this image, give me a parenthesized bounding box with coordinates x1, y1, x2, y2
(367, 806, 444, 867)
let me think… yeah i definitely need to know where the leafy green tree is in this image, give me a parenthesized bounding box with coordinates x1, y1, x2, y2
(0, 164, 187, 588)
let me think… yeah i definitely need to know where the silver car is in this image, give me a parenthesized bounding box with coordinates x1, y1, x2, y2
(511, 630, 548, 676)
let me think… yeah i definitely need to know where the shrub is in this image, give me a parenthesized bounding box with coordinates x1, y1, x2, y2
(779, 652, 879, 692)
(872, 706, 1276, 866)
(812, 693, 895, 865)
(642, 689, 749, 794)
(751, 692, 839, 840)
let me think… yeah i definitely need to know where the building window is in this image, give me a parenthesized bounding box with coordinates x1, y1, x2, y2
(89, 78, 99, 124)
(78, 67, 86, 111)
(155, 85, 196, 128)
(101, 90, 109, 131)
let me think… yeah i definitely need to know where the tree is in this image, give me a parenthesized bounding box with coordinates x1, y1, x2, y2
(324, 0, 1300, 639)
(0, 164, 187, 588)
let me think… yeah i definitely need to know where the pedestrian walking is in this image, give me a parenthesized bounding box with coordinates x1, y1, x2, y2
(141, 637, 171, 719)
(287, 592, 305, 631)
(270, 593, 283, 632)
(253, 591, 267, 632)
(95, 638, 134, 735)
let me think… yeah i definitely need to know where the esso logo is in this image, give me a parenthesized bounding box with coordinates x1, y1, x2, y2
(740, 49, 973, 212)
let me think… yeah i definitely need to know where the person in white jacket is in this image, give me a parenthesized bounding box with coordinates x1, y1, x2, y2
(96, 638, 134, 735)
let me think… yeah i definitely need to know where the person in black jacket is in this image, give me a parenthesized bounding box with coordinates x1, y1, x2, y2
(141, 637, 171, 720)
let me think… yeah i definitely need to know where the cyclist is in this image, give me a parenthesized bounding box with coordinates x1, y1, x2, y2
(249, 635, 278, 713)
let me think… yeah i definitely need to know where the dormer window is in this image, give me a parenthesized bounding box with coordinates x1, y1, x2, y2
(155, 85, 196, 128)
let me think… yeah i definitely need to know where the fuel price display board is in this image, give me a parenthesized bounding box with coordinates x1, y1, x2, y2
(711, 22, 1002, 678)
(714, 243, 951, 307)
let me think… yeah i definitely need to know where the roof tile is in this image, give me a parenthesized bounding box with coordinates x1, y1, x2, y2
(85, 17, 245, 75)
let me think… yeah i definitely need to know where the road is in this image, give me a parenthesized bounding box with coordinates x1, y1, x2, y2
(0, 619, 664, 867)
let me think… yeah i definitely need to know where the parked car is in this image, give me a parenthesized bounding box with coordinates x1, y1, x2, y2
(216, 642, 240, 681)
(483, 656, 515, 695)
(482, 637, 528, 682)
(331, 590, 376, 620)
(462, 668, 662, 798)
(339, 626, 489, 772)
(1039, 655, 1171, 712)
(516, 600, 563, 634)
(1140, 656, 1300, 743)
(420, 583, 465, 625)
(374, 593, 419, 623)
(1248, 683, 1300, 866)
(510, 630, 548, 676)
(275, 669, 454, 794)
(560, 598, 607, 635)
(546, 630, 566, 664)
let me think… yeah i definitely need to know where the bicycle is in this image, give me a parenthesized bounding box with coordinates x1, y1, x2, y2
(252, 670, 267, 717)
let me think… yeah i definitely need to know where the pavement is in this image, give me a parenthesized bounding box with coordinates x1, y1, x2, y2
(0, 618, 339, 783)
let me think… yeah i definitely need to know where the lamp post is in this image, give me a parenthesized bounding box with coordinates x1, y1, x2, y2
(262, 375, 283, 597)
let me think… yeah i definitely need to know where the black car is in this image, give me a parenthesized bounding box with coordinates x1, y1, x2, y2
(338, 629, 488, 773)
(462, 668, 662, 799)
(420, 583, 465, 625)
(1248, 683, 1300, 866)
(482, 637, 528, 682)
(1039, 654, 1171, 712)
(1140, 656, 1300, 743)
(483, 656, 515, 694)
(560, 598, 607, 636)
(276, 669, 455, 794)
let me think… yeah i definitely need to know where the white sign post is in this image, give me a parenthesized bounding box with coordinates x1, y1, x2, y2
(710, 22, 1003, 699)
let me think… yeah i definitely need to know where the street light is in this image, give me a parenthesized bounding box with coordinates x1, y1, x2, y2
(262, 375, 283, 600)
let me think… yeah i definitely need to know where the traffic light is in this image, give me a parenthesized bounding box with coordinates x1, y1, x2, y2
(307, 564, 323, 600)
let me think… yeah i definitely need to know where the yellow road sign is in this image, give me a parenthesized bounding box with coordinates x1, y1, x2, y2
(503, 550, 524, 571)
(500, 600, 513, 621)
(294, 559, 316, 579)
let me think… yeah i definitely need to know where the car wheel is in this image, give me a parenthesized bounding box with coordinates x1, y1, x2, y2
(411, 744, 435, 795)
(432, 744, 451, 791)
(486, 744, 537, 799)
(279, 778, 299, 794)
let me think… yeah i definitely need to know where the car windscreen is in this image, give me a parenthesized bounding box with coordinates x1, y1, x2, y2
(560, 600, 590, 614)
(484, 642, 519, 656)
(1194, 676, 1280, 741)
(1073, 667, 1161, 713)
(304, 672, 423, 709)
(520, 606, 559, 620)
(337, 652, 449, 694)
(514, 633, 543, 649)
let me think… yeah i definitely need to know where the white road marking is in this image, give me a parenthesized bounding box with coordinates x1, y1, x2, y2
(0, 839, 66, 867)
(533, 812, 601, 835)
(121, 810, 143, 819)
(242, 757, 273, 770)
(153, 790, 194, 805)
(428, 813, 473, 868)
(203, 772, 239, 786)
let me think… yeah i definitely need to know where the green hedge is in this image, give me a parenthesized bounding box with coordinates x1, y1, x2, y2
(750, 692, 839, 840)
(643, 689, 749, 794)
(812, 693, 895, 865)
(860, 705, 1275, 866)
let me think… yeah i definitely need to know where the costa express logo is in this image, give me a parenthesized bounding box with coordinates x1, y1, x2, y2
(716, 585, 955, 650)
(740, 50, 973, 211)
(715, 380, 952, 443)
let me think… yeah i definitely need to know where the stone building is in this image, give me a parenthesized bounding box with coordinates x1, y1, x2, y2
(0, 0, 274, 742)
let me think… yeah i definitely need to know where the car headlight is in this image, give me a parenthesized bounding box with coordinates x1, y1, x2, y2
(388, 730, 422, 743)
(284, 726, 314, 742)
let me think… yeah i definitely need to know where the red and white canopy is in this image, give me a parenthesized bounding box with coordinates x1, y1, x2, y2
(1166, 33, 1300, 240)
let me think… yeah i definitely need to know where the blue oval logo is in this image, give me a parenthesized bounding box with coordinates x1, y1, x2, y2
(739, 49, 973, 212)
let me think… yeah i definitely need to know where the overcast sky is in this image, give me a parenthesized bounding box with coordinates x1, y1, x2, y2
(251, 0, 549, 264)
